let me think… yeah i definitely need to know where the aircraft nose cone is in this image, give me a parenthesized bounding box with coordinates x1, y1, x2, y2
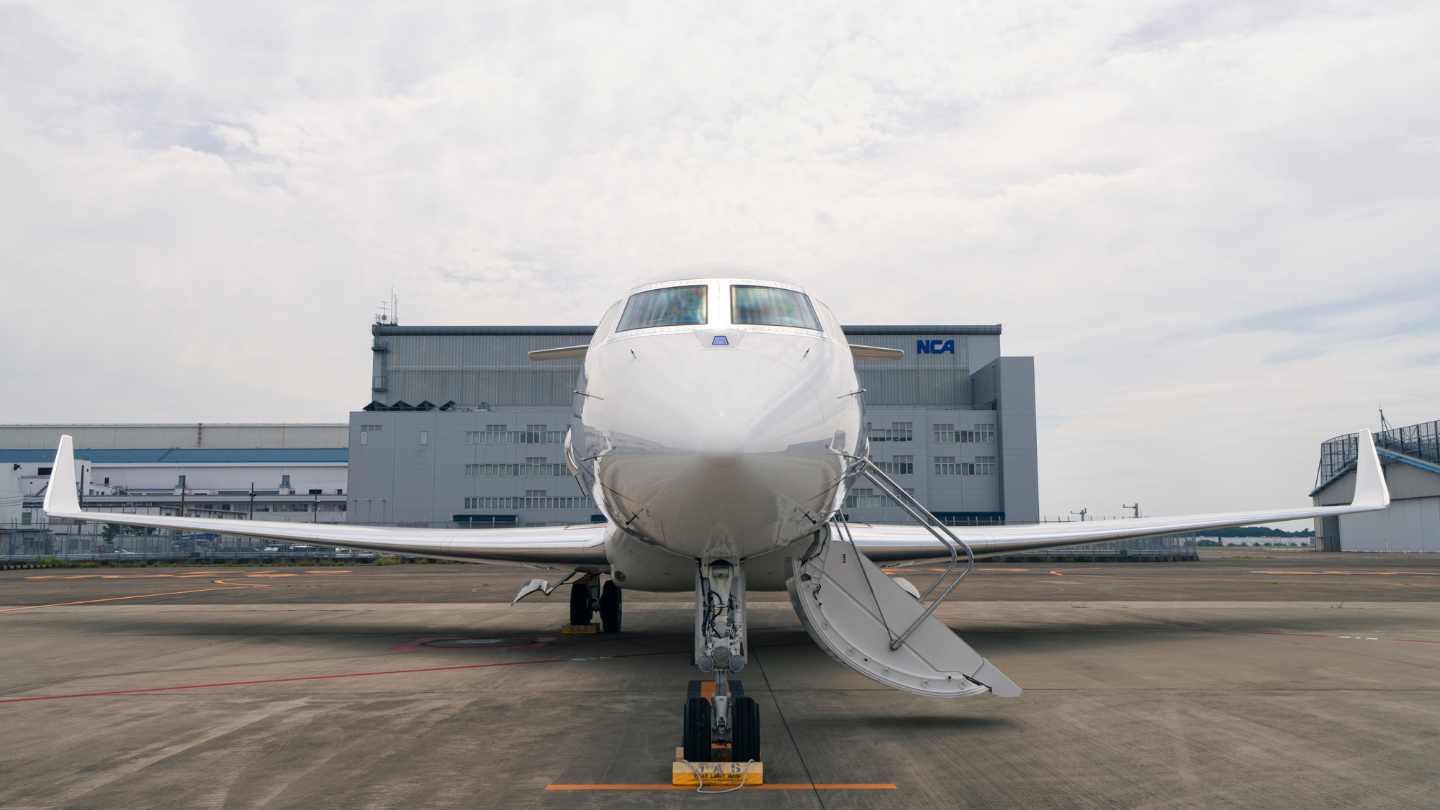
(701, 435, 743, 468)
(594, 346, 853, 558)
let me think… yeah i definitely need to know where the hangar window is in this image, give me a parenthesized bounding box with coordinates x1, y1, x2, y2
(730, 285, 821, 330)
(844, 487, 915, 508)
(876, 456, 913, 476)
(867, 422, 913, 442)
(941, 456, 997, 476)
(466, 495, 595, 510)
(617, 285, 708, 331)
(468, 426, 567, 444)
(361, 425, 382, 433)
(467, 461, 568, 477)
(959, 424, 995, 443)
(933, 425, 956, 443)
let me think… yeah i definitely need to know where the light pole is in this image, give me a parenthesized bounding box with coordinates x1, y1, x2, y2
(1123, 503, 1140, 518)
(1070, 508, 1088, 522)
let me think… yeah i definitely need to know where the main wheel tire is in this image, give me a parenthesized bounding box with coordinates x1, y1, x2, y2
(683, 696, 712, 762)
(569, 580, 592, 626)
(599, 580, 622, 633)
(731, 696, 760, 763)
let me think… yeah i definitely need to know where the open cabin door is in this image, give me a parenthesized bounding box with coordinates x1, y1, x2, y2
(787, 533, 1021, 698)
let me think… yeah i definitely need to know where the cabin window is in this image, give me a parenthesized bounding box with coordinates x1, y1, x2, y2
(729, 285, 821, 330)
(617, 285, 708, 331)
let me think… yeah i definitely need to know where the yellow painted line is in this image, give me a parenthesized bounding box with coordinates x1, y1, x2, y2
(1248, 570, 1440, 576)
(0, 586, 259, 612)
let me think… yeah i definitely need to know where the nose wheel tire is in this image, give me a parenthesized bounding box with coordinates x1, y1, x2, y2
(599, 580, 622, 632)
(683, 696, 713, 762)
(569, 581, 593, 626)
(731, 696, 760, 762)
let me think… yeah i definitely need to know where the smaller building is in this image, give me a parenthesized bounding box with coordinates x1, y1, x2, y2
(1311, 419, 1440, 551)
(2, 425, 350, 557)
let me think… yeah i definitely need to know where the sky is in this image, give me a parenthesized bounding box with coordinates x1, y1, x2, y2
(2, 0, 1438, 522)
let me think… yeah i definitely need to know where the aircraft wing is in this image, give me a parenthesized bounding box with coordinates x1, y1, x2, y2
(849, 429, 1391, 564)
(40, 436, 609, 568)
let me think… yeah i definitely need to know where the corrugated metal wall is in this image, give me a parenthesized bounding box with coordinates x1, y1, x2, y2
(851, 334, 971, 407)
(378, 332, 974, 408)
(380, 335, 586, 407)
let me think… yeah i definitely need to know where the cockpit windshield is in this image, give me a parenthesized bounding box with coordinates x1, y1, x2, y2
(616, 285, 708, 331)
(730, 285, 822, 330)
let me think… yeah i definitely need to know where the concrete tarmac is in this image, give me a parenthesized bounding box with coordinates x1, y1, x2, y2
(1, 552, 1437, 808)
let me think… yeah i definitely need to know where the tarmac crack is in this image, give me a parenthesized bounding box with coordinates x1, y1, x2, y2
(752, 644, 828, 809)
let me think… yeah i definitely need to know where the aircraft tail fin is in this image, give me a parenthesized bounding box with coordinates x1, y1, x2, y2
(42, 435, 81, 516)
(1354, 429, 1390, 509)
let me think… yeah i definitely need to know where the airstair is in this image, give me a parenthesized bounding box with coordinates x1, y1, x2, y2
(787, 458, 1020, 698)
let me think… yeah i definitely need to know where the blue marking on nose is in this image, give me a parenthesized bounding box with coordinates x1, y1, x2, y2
(712, 335, 729, 345)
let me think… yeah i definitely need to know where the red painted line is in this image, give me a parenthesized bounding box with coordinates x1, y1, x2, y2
(945, 618, 1326, 638)
(0, 658, 566, 704)
(544, 778, 892, 784)
(0, 637, 820, 705)
(388, 637, 558, 652)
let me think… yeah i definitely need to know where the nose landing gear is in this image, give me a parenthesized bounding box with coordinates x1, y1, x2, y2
(682, 559, 759, 763)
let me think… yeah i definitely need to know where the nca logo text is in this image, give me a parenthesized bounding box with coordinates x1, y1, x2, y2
(916, 339, 955, 355)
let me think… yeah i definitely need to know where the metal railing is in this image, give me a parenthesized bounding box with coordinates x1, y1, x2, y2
(833, 457, 977, 651)
(1377, 419, 1440, 466)
(1314, 418, 1440, 493)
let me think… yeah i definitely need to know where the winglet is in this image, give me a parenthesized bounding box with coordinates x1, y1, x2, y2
(42, 435, 82, 516)
(1352, 429, 1390, 509)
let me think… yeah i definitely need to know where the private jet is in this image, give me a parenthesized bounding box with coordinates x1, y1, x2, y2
(42, 267, 1391, 764)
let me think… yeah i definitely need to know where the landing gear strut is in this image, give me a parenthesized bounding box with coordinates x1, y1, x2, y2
(682, 559, 759, 763)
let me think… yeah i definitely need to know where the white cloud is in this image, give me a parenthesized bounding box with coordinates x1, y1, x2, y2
(2, 0, 1438, 520)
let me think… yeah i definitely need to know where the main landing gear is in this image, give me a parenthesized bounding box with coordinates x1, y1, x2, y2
(569, 575, 623, 632)
(682, 559, 760, 763)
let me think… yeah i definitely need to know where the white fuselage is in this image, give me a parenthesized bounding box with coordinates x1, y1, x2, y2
(568, 275, 865, 579)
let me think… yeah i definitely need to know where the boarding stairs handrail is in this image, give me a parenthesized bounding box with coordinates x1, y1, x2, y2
(837, 457, 977, 651)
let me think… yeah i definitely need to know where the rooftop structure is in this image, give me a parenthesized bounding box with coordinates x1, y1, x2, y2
(1311, 418, 1440, 551)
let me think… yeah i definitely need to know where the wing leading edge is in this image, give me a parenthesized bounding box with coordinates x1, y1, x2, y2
(40, 435, 609, 568)
(849, 429, 1391, 564)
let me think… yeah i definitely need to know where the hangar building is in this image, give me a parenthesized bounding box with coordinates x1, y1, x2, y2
(347, 322, 1039, 527)
(1311, 418, 1440, 552)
